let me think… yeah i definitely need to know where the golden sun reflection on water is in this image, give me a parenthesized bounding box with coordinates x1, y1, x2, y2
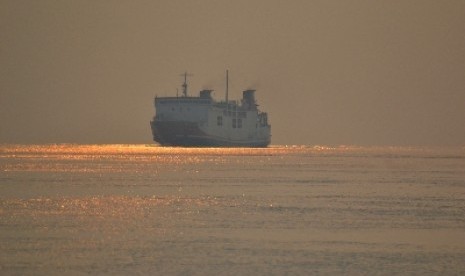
(0, 144, 295, 173)
(0, 144, 297, 158)
(1, 144, 463, 174)
(0, 144, 287, 173)
(1, 143, 460, 156)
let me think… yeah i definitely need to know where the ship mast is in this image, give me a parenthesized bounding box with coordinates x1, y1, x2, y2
(225, 70, 229, 109)
(180, 71, 192, 97)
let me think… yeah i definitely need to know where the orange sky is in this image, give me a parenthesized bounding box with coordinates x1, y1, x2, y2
(1, 0, 464, 145)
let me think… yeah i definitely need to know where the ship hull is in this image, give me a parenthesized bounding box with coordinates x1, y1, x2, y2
(150, 120, 270, 147)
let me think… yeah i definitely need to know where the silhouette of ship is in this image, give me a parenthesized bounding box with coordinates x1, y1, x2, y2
(150, 71, 271, 147)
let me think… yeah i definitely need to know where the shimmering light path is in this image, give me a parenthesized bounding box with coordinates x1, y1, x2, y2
(1, 144, 465, 274)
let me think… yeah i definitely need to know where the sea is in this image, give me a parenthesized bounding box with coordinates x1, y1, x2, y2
(1, 144, 464, 275)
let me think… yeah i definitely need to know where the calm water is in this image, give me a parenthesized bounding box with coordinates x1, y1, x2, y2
(1, 144, 464, 275)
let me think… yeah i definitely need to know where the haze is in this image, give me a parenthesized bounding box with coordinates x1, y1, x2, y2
(1, 0, 464, 146)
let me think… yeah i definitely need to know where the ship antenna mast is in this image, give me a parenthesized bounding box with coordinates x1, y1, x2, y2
(180, 71, 192, 97)
(225, 70, 229, 105)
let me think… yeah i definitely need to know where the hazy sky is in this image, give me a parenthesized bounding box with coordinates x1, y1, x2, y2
(1, 0, 464, 146)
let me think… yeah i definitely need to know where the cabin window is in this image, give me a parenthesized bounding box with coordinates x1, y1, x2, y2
(217, 116, 223, 126)
(232, 118, 242, 128)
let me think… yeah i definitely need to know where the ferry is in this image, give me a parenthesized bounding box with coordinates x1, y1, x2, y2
(150, 71, 271, 147)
